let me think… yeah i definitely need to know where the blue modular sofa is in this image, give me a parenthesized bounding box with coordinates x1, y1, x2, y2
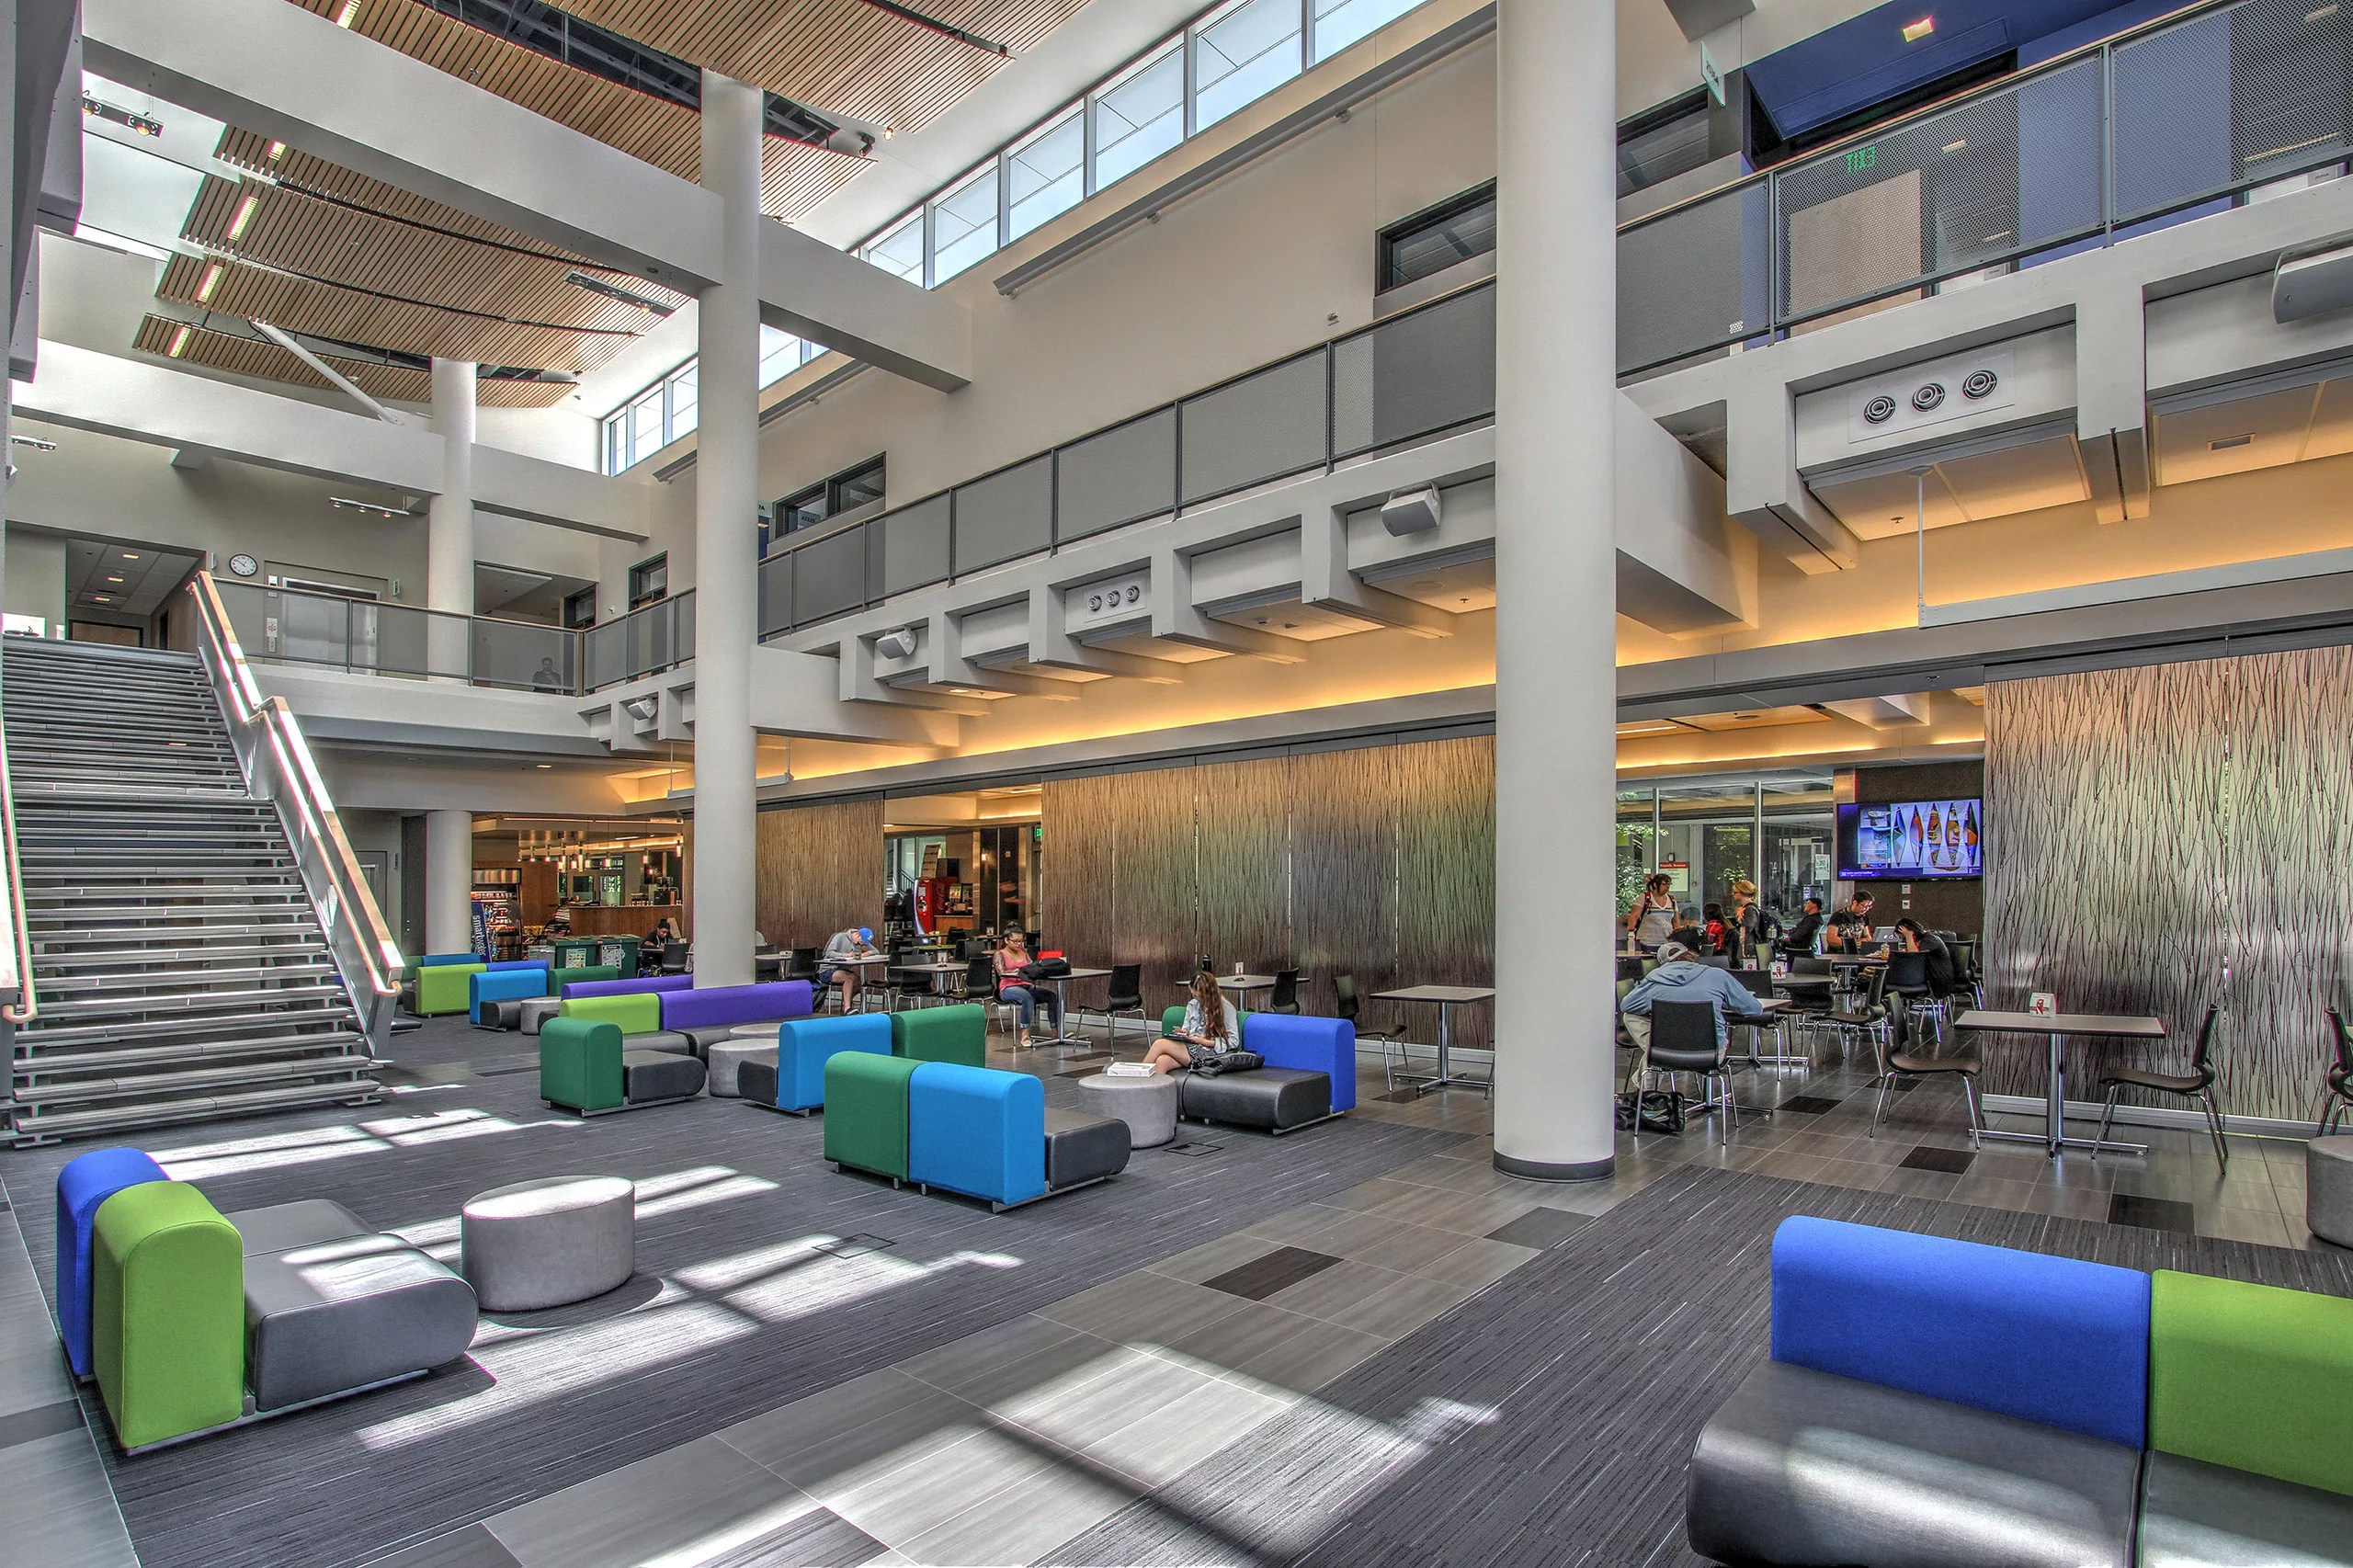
(1155, 1009, 1356, 1132)
(824, 1056, 1129, 1210)
(1685, 1215, 2353, 1567)
(734, 1013, 892, 1113)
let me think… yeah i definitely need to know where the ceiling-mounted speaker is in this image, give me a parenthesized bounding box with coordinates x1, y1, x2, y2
(1381, 484, 1442, 537)
(875, 627, 919, 660)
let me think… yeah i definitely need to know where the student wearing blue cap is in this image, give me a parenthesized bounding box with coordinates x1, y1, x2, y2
(819, 925, 880, 1012)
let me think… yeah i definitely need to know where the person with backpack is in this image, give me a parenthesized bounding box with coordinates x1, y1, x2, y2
(993, 929, 1064, 1047)
(1138, 970, 1245, 1074)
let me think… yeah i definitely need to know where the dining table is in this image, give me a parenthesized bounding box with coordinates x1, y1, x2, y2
(1024, 966, 1111, 1048)
(1953, 1009, 2168, 1155)
(1370, 983, 1496, 1096)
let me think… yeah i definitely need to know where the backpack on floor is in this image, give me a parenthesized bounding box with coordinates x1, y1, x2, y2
(1616, 1089, 1685, 1135)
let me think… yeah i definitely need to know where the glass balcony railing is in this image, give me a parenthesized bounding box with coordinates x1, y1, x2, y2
(1620, 0, 2353, 374)
(756, 278, 1497, 639)
(212, 579, 694, 696)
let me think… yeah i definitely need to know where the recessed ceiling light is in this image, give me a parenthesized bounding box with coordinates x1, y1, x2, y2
(334, 0, 361, 24)
(1902, 16, 1935, 41)
(105, 574, 123, 584)
(535, 763, 552, 769)
(166, 324, 191, 357)
(196, 261, 222, 301)
(227, 193, 259, 240)
(120, 551, 139, 561)
(92, 595, 112, 603)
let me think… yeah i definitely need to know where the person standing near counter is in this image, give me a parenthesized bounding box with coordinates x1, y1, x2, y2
(1625, 873, 1678, 951)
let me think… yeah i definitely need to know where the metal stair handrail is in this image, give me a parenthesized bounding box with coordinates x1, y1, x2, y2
(0, 716, 34, 1026)
(188, 573, 402, 1048)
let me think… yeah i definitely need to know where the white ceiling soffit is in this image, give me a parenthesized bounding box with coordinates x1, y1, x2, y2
(1820, 691, 1930, 730)
(2149, 355, 2353, 488)
(1805, 417, 2091, 538)
(1792, 328, 2076, 473)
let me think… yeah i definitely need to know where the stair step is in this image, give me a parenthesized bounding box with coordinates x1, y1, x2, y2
(37, 961, 338, 994)
(13, 1030, 366, 1074)
(10, 1078, 384, 1144)
(33, 941, 330, 967)
(24, 1006, 358, 1048)
(13, 1054, 386, 1106)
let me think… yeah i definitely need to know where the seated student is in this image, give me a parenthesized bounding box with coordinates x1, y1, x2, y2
(1141, 970, 1245, 1075)
(993, 930, 1063, 1047)
(1893, 917, 1958, 995)
(818, 926, 878, 1012)
(1618, 941, 1763, 1052)
(1779, 896, 1824, 955)
(1824, 891, 1881, 954)
(640, 915, 676, 961)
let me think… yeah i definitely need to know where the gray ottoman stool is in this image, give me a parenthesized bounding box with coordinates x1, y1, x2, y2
(519, 997, 562, 1035)
(730, 1022, 784, 1040)
(460, 1176, 635, 1312)
(2307, 1136, 2353, 1247)
(1076, 1072, 1180, 1148)
(705, 1040, 775, 1098)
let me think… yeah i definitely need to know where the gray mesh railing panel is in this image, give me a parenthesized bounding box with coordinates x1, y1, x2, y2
(1177, 350, 1327, 506)
(953, 456, 1053, 574)
(357, 602, 435, 678)
(1618, 183, 1769, 372)
(1778, 62, 2104, 323)
(1056, 408, 1176, 540)
(881, 494, 952, 597)
(2112, 10, 2237, 218)
(759, 551, 793, 637)
(1332, 284, 1495, 457)
(791, 526, 868, 627)
(473, 619, 577, 692)
(584, 619, 625, 690)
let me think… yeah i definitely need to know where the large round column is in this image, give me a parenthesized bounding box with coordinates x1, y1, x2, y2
(1491, 0, 1620, 1180)
(426, 358, 476, 680)
(426, 809, 474, 956)
(689, 70, 762, 987)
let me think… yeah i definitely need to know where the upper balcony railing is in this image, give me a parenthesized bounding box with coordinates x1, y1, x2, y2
(213, 579, 694, 697)
(757, 278, 1497, 639)
(1620, 0, 2353, 376)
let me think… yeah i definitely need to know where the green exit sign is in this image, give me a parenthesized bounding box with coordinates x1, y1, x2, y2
(1846, 144, 1878, 174)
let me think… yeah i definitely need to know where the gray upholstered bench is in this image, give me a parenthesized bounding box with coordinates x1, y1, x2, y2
(460, 1176, 635, 1312)
(1044, 1108, 1131, 1191)
(1178, 1067, 1335, 1134)
(222, 1199, 479, 1413)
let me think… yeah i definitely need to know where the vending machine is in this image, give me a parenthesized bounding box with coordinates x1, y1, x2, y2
(913, 876, 953, 937)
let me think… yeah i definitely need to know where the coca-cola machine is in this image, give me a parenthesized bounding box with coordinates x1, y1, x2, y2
(913, 877, 952, 937)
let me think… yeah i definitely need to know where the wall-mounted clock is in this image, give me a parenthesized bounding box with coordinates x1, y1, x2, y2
(227, 553, 259, 578)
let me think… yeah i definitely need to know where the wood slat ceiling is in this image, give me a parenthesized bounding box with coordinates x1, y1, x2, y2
(133, 314, 574, 407)
(278, 0, 884, 219)
(558, 0, 1091, 137)
(168, 176, 636, 373)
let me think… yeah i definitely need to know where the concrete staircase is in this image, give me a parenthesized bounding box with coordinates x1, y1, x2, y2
(2, 636, 384, 1145)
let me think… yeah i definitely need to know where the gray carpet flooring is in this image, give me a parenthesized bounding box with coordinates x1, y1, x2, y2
(1047, 1164, 2353, 1568)
(0, 1017, 1458, 1568)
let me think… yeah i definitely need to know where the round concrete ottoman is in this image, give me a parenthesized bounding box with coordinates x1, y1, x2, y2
(460, 1176, 634, 1311)
(1076, 1073, 1180, 1149)
(705, 1040, 776, 1098)
(729, 1021, 784, 1039)
(2308, 1136, 2353, 1247)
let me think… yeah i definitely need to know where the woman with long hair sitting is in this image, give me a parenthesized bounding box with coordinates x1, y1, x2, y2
(1139, 969, 1243, 1074)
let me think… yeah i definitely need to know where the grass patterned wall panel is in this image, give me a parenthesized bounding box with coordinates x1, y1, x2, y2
(1196, 756, 1294, 981)
(1041, 772, 1120, 988)
(1985, 651, 2349, 1121)
(755, 798, 885, 949)
(1113, 765, 1204, 1016)
(1397, 736, 1498, 1053)
(1292, 744, 1404, 1027)
(2224, 644, 2353, 1121)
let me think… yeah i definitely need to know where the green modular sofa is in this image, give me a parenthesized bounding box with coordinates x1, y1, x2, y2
(891, 1002, 986, 1066)
(413, 962, 487, 1017)
(540, 1016, 705, 1114)
(823, 1051, 923, 1179)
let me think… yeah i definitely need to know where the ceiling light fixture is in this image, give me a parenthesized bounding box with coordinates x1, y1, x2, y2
(267, 141, 287, 160)
(81, 97, 162, 136)
(196, 262, 222, 301)
(91, 595, 113, 604)
(1902, 16, 1935, 40)
(8, 435, 55, 451)
(334, 0, 362, 24)
(166, 324, 191, 358)
(855, 0, 1010, 55)
(226, 193, 259, 240)
(105, 574, 124, 584)
(329, 496, 413, 518)
(563, 271, 676, 317)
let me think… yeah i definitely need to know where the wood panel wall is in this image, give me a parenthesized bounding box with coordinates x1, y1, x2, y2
(755, 798, 885, 950)
(1040, 736, 1496, 1040)
(1984, 649, 2353, 1121)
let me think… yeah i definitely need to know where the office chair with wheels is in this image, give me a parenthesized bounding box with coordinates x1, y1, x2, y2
(1265, 968, 1302, 1015)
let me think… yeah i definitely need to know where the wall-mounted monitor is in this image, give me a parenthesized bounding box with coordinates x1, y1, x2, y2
(1837, 799, 1982, 880)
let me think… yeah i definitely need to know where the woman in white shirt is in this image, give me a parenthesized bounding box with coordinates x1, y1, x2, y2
(1140, 971, 1243, 1074)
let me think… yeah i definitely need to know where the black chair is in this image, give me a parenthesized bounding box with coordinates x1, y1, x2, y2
(657, 940, 689, 975)
(1631, 999, 1756, 1145)
(1882, 951, 1934, 1046)
(1617, 954, 1645, 983)
(1265, 968, 1302, 1016)
(786, 947, 819, 983)
(1699, 955, 1733, 970)
(2095, 1003, 2226, 1170)
(1074, 962, 1145, 1040)
(961, 956, 1014, 1033)
(1868, 1008, 1984, 1145)
(2323, 1007, 2353, 1139)
(1336, 975, 1411, 1091)
(1825, 965, 1892, 1063)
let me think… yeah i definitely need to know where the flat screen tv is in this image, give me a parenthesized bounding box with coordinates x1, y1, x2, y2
(1836, 799, 1983, 881)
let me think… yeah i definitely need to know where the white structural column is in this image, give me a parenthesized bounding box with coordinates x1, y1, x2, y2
(426, 809, 474, 956)
(690, 70, 762, 987)
(426, 358, 476, 678)
(1491, 0, 1620, 1180)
